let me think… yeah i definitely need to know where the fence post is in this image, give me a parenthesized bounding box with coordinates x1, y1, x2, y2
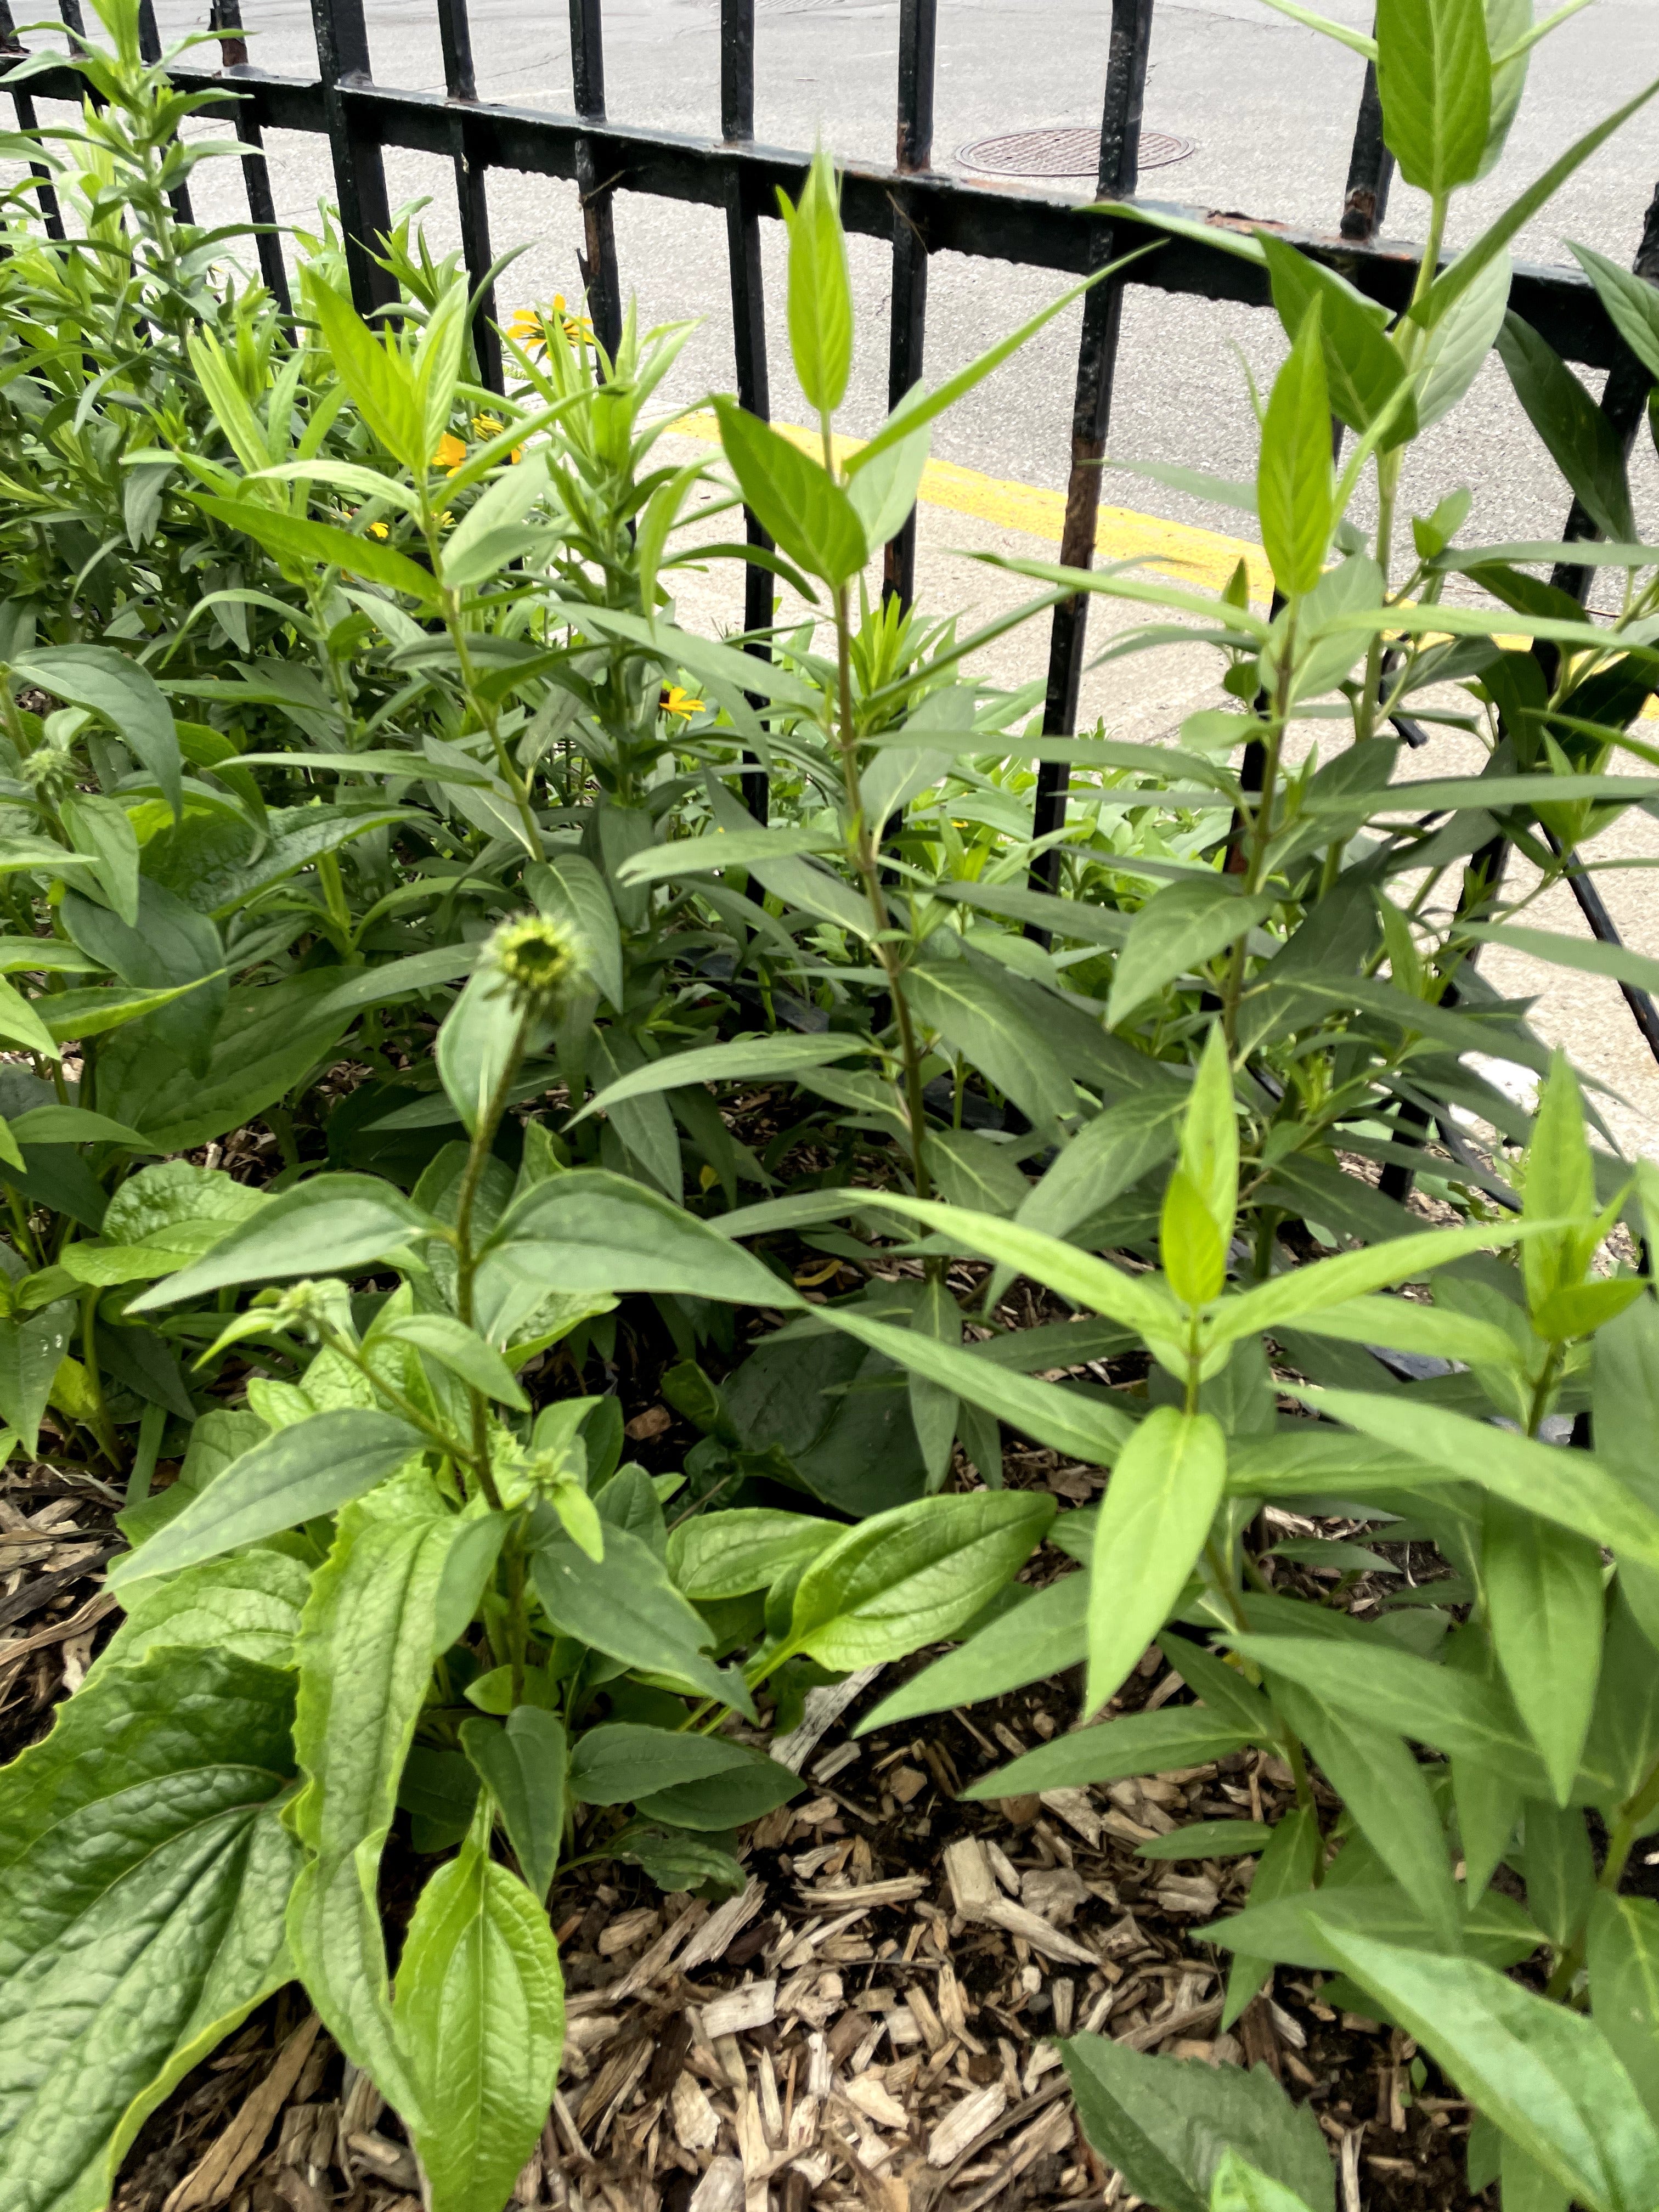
(882, 0, 936, 609)
(1028, 0, 1155, 892)
(308, 0, 396, 317)
(436, 0, 501, 391)
(720, 0, 773, 822)
(568, 0, 622, 361)
(0, 0, 64, 240)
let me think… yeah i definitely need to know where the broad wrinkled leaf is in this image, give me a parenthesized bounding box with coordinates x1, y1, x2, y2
(665, 1508, 839, 1601)
(0, 1650, 302, 2212)
(393, 1814, 565, 2212)
(532, 1522, 742, 1709)
(93, 1550, 312, 1678)
(289, 1488, 464, 2123)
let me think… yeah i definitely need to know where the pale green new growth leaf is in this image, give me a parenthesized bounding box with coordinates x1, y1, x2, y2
(1085, 1408, 1225, 1717)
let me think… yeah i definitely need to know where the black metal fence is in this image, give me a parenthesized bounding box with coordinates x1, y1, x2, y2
(4, 0, 1659, 1063)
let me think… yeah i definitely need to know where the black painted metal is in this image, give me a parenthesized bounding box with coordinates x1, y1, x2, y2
(306, 0, 396, 316)
(209, 0, 291, 315)
(883, 0, 936, 610)
(567, 0, 622, 360)
(435, 0, 501, 390)
(1340, 51, 1394, 244)
(1028, 0, 1155, 892)
(0, 0, 63, 242)
(719, 0, 772, 822)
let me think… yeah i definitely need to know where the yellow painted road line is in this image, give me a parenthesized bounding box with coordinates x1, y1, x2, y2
(672, 409, 1276, 601)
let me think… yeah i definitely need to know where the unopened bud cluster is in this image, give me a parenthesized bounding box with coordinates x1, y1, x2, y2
(488, 913, 582, 1021)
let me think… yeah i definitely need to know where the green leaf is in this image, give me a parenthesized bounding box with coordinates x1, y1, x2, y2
(566, 1722, 766, 1805)
(1257, 233, 1416, 447)
(1223, 1805, 1322, 2027)
(1321, 1928, 1659, 2212)
(1567, 240, 1659, 383)
(195, 494, 441, 602)
(904, 952, 1081, 1130)
(130, 1174, 435, 1312)
(713, 399, 867, 585)
(376, 1313, 529, 1410)
(61, 793, 139, 928)
(1483, 1494, 1604, 1804)
(1596, 1296, 1659, 1515)
(526, 854, 623, 1013)
(302, 269, 426, 470)
(635, 1756, 802, 1831)
(1272, 1679, 1462, 1945)
(1222, 1881, 1543, 1972)
(568, 1032, 868, 1126)
(1211, 1216, 1539, 1346)
(532, 1522, 742, 1710)
(108, 1410, 425, 1587)
(786, 1490, 1054, 1671)
(1085, 1408, 1225, 1716)
(1108, 881, 1276, 1029)
(1210, 2149, 1325, 2212)
(816, 1302, 1135, 1466)
(1059, 2034, 1335, 2212)
(393, 1814, 565, 2212)
(1522, 1799, 1595, 1953)
(1257, 300, 1333, 598)
(664, 1508, 839, 1600)
(63, 1159, 266, 1286)
(289, 1489, 463, 2124)
(781, 144, 854, 414)
(1291, 1384, 1659, 1565)
(861, 1572, 1087, 1729)
(845, 383, 931, 547)
(1376, 0, 1492, 194)
(0, 1650, 302, 2212)
(0, 1299, 74, 1455)
(459, 1709, 566, 1905)
(487, 1169, 799, 1311)
(12, 645, 183, 821)
(1588, 1893, 1659, 2127)
(1138, 1821, 1274, 1861)
(1497, 313, 1637, 545)
(93, 1550, 312, 1678)
(958, 1706, 1262, 1796)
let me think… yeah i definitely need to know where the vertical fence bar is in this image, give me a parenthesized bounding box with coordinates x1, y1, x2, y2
(1339, 49, 1393, 243)
(1028, 0, 1155, 888)
(436, 0, 501, 390)
(882, 0, 936, 607)
(568, 0, 621, 359)
(308, 0, 396, 317)
(0, 1, 64, 241)
(721, 0, 772, 820)
(210, 0, 291, 315)
(136, 0, 194, 224)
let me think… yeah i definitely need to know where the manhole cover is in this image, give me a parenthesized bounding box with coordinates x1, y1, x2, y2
(957, 126, 1194, 178)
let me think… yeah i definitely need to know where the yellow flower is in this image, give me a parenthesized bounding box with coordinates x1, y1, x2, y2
(659, 684, 704, 721)
(366, 521, 390, 540)
(506, 296, 593, 354)
(432, 431, 467, 475)
(470, 413, 523, 464)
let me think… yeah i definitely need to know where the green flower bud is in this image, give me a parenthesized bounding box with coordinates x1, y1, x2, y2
(487, 912, 582, 1022)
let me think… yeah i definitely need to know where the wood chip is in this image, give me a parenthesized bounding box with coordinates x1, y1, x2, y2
(585, 1897, 708, 2008)
(162, 2015, 323, 2212)
(943, 1838, 1099, 1966)
(596, 1905, 659, 1955)
(843, 2074, 910, 2131)
(1039, 1786, 1103, 1848)
(769, 1664, 884, 1773)
(702, 1979, 778, 2038)
(670, 2072, 721, 2153)
(689, 2155, 746, 2211)
(679, 1878, 766, 1974)
(1022, 1865, 1088, 1926)
(798, 1876, 927, 1909)
(927, 2084, 1006, 2168)
(1118, 1996, 1225, 2052)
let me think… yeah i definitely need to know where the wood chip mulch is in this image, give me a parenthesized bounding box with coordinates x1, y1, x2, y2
(2, 1451, 1486, 2212)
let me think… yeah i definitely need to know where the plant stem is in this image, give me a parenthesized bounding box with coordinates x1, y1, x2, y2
(450, 999, 538, 1512)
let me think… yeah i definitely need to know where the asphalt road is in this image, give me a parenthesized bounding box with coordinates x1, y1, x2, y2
(123, 0, 1659, 550)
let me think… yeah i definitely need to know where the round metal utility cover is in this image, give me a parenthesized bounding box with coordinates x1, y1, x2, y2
(957, 126, 1194, 178)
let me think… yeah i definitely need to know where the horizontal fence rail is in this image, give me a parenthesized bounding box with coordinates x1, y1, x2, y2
(3, 0, 1659, 1084)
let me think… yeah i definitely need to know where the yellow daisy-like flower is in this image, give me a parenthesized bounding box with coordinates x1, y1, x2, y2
(432, 431, 467, 475)
(470, 413, 523, 464)
(506, 295, 593, 354)
(366, 521, 390, 540)
(659, 684, 704, 721)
